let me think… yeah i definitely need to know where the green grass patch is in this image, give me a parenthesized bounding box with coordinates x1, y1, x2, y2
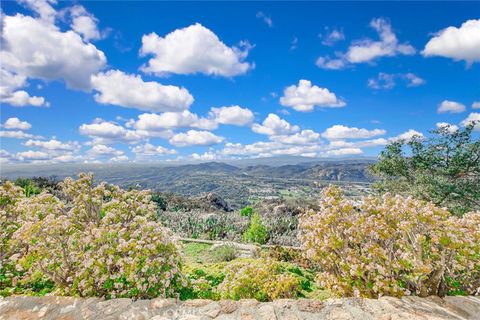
(182, 242, 213, 264)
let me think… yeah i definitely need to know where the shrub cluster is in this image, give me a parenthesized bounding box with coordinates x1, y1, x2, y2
(1, 173, 183, 299)
(158, 200, 303, 247)
(219, 258, 302, 301)
(158, 210, 249, 242)
(300, 186, 480, 298)
(179, 263, 226, 300)
(240, 206, 253, 217)
(179, 258, 315, 301)
(210, 244, 238, 262)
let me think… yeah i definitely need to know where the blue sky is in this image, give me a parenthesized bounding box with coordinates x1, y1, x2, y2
(1, 1, 479, 164)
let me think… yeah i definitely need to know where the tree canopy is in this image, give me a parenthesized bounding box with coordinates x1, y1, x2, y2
(370, 123, 479, 215)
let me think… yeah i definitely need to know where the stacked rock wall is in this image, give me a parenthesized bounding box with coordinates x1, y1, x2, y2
(1, 296, 480, 319)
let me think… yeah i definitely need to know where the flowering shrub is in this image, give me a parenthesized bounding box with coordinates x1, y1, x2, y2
(2, 173, 183, 299)
(219, 258, 301, 301)
(0, 182, 24, 266)
(0, 182, 26, 294)
(300, 186, 480, 298)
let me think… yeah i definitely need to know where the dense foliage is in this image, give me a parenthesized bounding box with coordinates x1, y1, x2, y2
(370, 124, 480, 215)
(178, 255, 318, 301)
(2, 165, 479, 301)
(180, 263, 226, 300)
(219, 258, 303, 301)
(300, 186, 480, 298)
(240, 206, 254, 217)
(243, 213, 268, 245)
(1, 173, 183, 299)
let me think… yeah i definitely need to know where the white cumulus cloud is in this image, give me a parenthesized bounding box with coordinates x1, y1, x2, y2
(1, 13, 106, 90)
(0, 69, 48, 107)
(279, 80, 345, 112)
(423, 19, 480, 66)
(438, 100, 466, 114)
(91, 70, 194, 112)
(270, 130, 320, 145)
(1, 90, 47, 107)
(134, 111, 216, 131)
(140, 23, 253, 77)
(209, 106, 254, 126)
(252, 114, 300, 136)
(16, 150, 51, 161)
(88, 144, 124, 156)
(79, 120, 143, 144)
(0, 130, 42, 139)
(68, 5, 103, 42)
(322, 125, 386, 140)
(24, 139, 79, 151)
(132, 143, 177, 156)
(17, 0, 57, 24)
(2, 117, 32, 130)
(169, 130, 224, 147)
(347, 18, 415, 63)
(317, 18, 415, 69)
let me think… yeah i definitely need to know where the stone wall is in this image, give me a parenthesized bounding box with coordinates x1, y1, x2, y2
(1, 295, 479, 320)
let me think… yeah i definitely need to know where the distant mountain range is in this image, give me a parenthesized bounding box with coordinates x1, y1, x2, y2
(1, 158, 376, 208)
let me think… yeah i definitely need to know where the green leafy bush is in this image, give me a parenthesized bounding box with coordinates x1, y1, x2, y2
(243, 213, 268, 244)
(179, 263, 226, 300)
(151, 193, 167, 211)
(267, 246, 308, 267)
(219, 258, 302, 301)
(2, 173, 184, 299)
(300, 186, 480, 298)
(240, 206, 254, 217)
(210, 245, 238, 262)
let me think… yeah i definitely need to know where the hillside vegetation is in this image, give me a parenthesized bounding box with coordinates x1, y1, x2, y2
(1, 126, 479, 300)
(371, 123, 479, 215)
(1, 177, 479, 300)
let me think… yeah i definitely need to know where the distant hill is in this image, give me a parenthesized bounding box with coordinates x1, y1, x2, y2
(1, 159, 376, 208)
